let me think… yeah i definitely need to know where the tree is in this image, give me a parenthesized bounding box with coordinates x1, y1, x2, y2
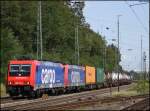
(0, 28, 23, 83)
(0, 1, 122, 83)
(71, 1, 85, 25)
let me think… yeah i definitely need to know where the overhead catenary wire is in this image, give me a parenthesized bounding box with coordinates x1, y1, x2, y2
(125, 1, 149, 73)
(125, 1, 148, 33)
(129, 2, 148, 7)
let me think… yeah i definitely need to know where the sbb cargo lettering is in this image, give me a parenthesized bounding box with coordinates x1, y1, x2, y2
(41, 69, 55, 84)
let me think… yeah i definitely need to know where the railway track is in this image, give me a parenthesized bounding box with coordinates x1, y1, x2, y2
(1, 84, 133, 110)
(1, 89, 109, 110)
(0, 97, 12, 104)
(0, 96, 27, 104)
(48, 94, 149, 110)
(121, 96, 150, 111)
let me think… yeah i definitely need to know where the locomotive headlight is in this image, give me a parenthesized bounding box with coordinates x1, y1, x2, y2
(9, 81, 12, 85)
(24, 81, 30, 85)
(27, 81, 30, 85)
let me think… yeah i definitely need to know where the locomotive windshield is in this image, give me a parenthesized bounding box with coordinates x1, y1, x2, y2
(10, 64, 31, 76)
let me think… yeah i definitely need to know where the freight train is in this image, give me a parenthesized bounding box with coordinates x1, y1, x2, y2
(6, 60, 132, 98)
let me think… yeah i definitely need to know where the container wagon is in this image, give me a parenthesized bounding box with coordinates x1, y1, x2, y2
(96, 68, 105, 88)
(85, 66, 96, 89)
(65, 64, 85, 92)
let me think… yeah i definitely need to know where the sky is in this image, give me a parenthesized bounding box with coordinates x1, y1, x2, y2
(83, 1, 149, 72)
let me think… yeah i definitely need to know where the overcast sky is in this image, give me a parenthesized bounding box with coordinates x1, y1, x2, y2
(83, 1, 149, 72)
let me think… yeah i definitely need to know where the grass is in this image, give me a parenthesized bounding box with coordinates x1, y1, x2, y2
(113, 80, 149, 97)
(132, 80, 149, 94)
(112, 90, 138, 97)
(0, 83, 7, 97)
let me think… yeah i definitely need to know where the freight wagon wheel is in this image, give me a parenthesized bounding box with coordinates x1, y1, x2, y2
(62, 89, 66, 94)
(51, 89, 58, 95)
(77, 88, 80, 92)
(96, 84, 99, 89)
(36, 90, 41, 98)
(9, 93, 18, 99)
(64, 89, 69, 94)
(55, 90, 59, 95)
(29, 91, 36, 99)
(10, 95, 16, 100)
(58, 89, 65, 95)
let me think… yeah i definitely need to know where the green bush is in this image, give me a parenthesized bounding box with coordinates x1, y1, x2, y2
(0, 83, 7, 97)
(134, 80, 149, 94)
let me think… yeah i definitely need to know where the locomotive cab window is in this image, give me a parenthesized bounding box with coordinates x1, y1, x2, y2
(10, 65, 19, 76)
(9, 64, 31, 76)
(20, 65, 31, 76)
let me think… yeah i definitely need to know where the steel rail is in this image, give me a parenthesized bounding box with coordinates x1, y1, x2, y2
(43, 94, 150, 110)
(121, 97, 150, 110)
(2, 84, 131, 110)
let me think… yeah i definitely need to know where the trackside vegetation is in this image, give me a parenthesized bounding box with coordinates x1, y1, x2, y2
(112, 80, 149, 97)
(133, 80, 149, 94)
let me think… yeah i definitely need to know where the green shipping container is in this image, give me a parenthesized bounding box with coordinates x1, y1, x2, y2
(96, 68, 104, 83)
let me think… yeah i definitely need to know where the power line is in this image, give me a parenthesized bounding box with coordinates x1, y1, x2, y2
(129, 2, 148, 7)
(125, 1, 148, 33)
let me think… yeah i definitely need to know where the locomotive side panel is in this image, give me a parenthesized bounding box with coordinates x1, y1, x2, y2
(35, 61, 64, 90)
(68, 65, 85, 86)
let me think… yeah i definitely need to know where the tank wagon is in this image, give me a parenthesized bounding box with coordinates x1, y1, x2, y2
(7, 60, 131, 98)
